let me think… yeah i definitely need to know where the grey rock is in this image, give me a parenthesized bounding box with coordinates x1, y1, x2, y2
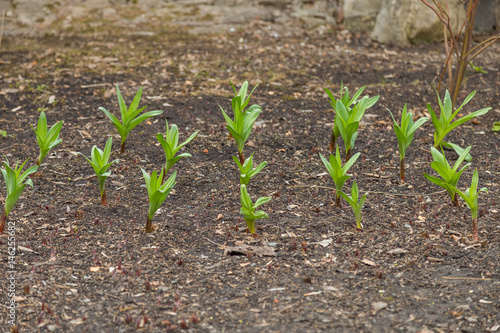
(371, 0, 465, 45)
(343, 0, 383, 33)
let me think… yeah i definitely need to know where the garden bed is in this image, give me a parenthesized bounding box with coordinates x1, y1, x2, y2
(0, 16, 499, 332)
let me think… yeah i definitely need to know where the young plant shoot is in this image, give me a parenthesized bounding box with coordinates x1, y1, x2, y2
(423, 145, 471, 207)
(100, 85, 163, 154)
(388, 104, 429, 182)
(220, 81, 262, 164)
(319, 145, 360, 207)
(240, 184, 271, 235)
(428, 89, 490, 158)
(78, 138, 117, 206)
(0, 158, 38, 233)
(141, 168, 177, 233)
(232, 153, 268, 185)
(324, 83, 379, 152)
(441, 168, 487, 241)
(156, 120, 198, 181)
(30, 111, 63, 166)
(339, 181, 367, 229)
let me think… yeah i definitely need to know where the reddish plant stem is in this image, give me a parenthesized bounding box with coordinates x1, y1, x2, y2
(0, 210, 6, 234)
(400, 158, 405, 182)
(145, 216, 153, 233)
(329, 133, 336, 152)
(238, 151, 245, 165)
(101, 190, 107, 206)
(452, 193, 459, 207)
(161, 166, 166, 184)
(336, 195, 341, 208)
(472, 217, 479, 241)
(345, 148, 351, 162)
(120, 141, 126, 154)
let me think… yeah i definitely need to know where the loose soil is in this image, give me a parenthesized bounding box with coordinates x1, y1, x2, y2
(0, 12, 499, 333)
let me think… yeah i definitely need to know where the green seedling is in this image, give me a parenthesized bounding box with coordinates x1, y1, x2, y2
(232, 153, 267, 185)
(427, 89, 490, 158)
(492, 122, 500, 132)
(0, 130, 7, 137)
(100, 85, 163, 154)
(441, 168, 487, 241)
(388, 104, 429, 182)
(423, 145, 471, 207)
(141, 168, 176, 233)
(339, 181, 367, 229)
(77, 138, 117, 206)
(319, 145, 360, 207)
(156, 120, 198, 181)
(0, 157, 38, 233)
(325, 83, 379, 152)
(30, 111, 63, 166)
(220, 81, 262, 164)
(240, 184, 271, 235)
(469, 62, 487, 74)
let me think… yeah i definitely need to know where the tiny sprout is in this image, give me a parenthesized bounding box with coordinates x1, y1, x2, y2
(100, 85, 163, 154)
(220, 81, 262, 164)
(156, 120, 198, 180)
(77, 137, 117, 205)
(30, 111, 63, 166)
(141, 168, 177, 233)
(239, 184, 271, 235)
(0, 157, 38, 233)
(319, 145, 360, 207)
(339, 181, 367, 229)
(387, 104, 428, 181)
(428, 89, 490, 158)
(423, 145, 471, 206)
(441, 168, 487, 241)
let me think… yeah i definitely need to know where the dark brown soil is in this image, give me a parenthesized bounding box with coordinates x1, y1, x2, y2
(0, 16, 499, 333)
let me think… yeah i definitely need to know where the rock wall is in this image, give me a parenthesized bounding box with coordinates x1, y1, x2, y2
(345, 0, 500, 45)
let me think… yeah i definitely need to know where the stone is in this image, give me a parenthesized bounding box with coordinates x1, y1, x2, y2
(343, 0, 383, 33)
(371, 0, 466, 45)
(474, 0, 499, 33)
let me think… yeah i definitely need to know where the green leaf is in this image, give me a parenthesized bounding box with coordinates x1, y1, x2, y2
(492, 122, 500, 132)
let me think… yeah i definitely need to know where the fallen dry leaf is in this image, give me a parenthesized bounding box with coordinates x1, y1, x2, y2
(224, 244, 276, 257)
(362, 258, 378, 267)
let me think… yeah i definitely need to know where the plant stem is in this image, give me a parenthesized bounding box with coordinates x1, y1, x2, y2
(145, 216, 153, 233)
(346, 148, 351, 162)
(238, 151, 245, 165)
(329, 133, 335, 151)
(0, 210, 6, 234)
(120, 141, 126, 154)
(101, 190, 106, 206)
(472, 217, 478, 241)
(245, 218, 255, 235)
(161, 166, 166, 184)
(355, 211, 362, 229)
(400, 157, 405, 182)
(335, 195, 341, 208)
(452, 193, 459, 207)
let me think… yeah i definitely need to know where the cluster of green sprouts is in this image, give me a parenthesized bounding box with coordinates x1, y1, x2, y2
(221, 81, 270, 235)
(0, 81, 491, 243)
(319, 83, 489, 238)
